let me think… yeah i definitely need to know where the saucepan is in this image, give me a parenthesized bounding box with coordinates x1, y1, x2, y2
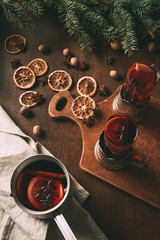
(10, 154, 77, 240)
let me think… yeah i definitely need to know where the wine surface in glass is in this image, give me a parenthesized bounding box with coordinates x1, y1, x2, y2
(104, 114, 138, 156)
(122, 62, 158, 106)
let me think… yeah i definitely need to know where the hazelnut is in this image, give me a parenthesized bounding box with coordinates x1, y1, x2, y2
(63, 48, 70, 57)
(20, 106, 30, 116)
(110, 41, 121, 51)
(33, 125, 41, 136)
(110, 70, 119, 79)
(148, 42, 156, 53)
(38, 44, 48, 53)
(120, 41, 125, 49)
(70, 57, 78, 67)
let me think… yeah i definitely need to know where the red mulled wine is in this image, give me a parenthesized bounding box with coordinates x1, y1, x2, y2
(16, 160, 67, 211)
(104, 114, 138, 156)
(122, 62, 159, 107)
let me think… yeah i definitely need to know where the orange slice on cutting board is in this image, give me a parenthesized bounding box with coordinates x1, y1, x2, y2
(71, 95, 96, 119)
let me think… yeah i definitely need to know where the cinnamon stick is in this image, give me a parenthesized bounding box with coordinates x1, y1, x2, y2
(25, 169, 66, 179)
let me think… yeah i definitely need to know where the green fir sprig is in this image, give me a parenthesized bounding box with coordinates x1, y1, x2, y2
(1, 0, 160, 56)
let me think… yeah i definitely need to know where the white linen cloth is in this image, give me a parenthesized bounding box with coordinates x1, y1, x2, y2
(0, 105, 108, 240)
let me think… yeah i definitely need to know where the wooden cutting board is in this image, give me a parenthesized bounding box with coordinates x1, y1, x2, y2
(48, 88, 160, 209)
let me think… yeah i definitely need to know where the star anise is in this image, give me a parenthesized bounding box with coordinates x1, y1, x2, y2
(62, 54, 72, 67)
(11, 58, 21, 69)
(78, 60, 88, 70)
(83, 115, 95, 127)
(114, 126, 128, 141)
(39, 194, 54, 209)
(97, 84, 108, 96)
(130, 77, 139, 86)
(63, 55, 88, 70)
(39, 180, 59, 195)
(40, 75, 48, 86)
(35, 179, 59, 209)
(105, 56, 115, 65)
(32, 93, 43, 103)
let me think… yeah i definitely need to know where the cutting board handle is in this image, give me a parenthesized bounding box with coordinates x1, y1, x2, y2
(48, 90, 77, 122)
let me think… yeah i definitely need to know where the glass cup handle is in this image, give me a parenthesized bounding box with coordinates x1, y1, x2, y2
(128, 154, 146, 169)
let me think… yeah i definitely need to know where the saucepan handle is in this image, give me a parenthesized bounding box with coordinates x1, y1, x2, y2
(53, 211, 77, 240)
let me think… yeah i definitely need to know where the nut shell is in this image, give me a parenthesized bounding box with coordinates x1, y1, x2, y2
(20, 106, 30, 116)
(70, 57, 78, 67)
(63, 48, 70, 57)
(148, 42, 156, 53)
(38, 44, 48, 53)
(33, 125, 41, 136)
(110, 41, 121, 51)
(110, 70, 119, 79)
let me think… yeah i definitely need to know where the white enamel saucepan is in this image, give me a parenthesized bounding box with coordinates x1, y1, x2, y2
(10, 154, 77, 240)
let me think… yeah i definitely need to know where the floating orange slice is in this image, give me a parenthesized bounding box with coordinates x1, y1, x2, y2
(19, 91, 42, 108)
(77, 76, 97, 97)
(27, 176, 64, 211)
(13, 66, 36, 89)
(28, 58, 48, 77)
(48, 70, 72, 91)
(71, 95, 96, 119)
(5, 34, 26, 54)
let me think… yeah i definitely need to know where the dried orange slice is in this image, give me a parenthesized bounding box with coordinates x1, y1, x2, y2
(77, 76, 97, 97)
(71, 95, 96, 119)
(19, 91, 42, 108)
(13, 66, 36, 89)
(48, 70, 72, 91)
(5, 34, 26, 54)
(28, 58, 48, 77)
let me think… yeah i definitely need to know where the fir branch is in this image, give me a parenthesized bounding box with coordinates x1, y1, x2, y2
(113, 1, 138, 55)
(1, 0, 160, 56)
(21, 0, 44, 17)
(0, 0, 36, 31)
(55, 0, 95, 51)
(74, 0, 117, 42)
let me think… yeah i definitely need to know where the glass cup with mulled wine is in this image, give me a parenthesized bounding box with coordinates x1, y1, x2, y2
(121, 61, 159, 107)
(104, 113, 137, 156)
(16, 160, 67, 211)
(98, 113, 146, 169)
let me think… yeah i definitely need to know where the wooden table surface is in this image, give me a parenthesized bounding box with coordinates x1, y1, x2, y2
(1, 10, 160, 240)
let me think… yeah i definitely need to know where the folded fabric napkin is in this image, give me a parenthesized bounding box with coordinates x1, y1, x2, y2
(0, 105, 108, 240)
